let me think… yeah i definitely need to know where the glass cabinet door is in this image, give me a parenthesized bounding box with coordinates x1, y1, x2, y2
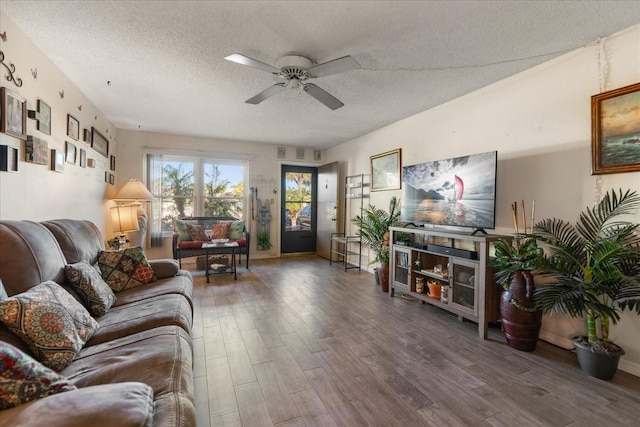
(392, 248, 410, 287)
(450, 259, 478, 315)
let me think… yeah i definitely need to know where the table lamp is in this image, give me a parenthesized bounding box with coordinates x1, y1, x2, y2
(110, 204, 139, 246)
(113, 179, 154, 247)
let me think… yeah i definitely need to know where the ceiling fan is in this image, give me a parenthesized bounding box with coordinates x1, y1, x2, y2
(224, 53, 360, 110)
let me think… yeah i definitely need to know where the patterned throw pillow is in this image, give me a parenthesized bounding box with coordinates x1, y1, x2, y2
(0, 341, 77, 409)
(187, 224, 210, 241)
(228, 220, 245, 240)
(97, 247, 157, 292)
(173, 219, 196, 242)
(64, 261, 116, 317)
(211, 222, 231, 239)
(0, 281, 99, 372)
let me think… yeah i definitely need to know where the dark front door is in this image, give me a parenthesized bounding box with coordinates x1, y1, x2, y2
(281, 165, 317, 254)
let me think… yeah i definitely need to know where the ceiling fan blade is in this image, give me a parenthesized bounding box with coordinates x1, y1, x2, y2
(225, 53, 281, 74)
(308, 55, 361, 78)
(303, 84, 344, 110)
(246, 83, 286, 104)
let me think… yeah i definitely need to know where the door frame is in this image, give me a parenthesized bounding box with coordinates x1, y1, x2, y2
(278, 161, 319, 255)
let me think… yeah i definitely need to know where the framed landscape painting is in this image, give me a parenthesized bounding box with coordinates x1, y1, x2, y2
(591, 82, 640, 175)
(371, 148, 402, 191)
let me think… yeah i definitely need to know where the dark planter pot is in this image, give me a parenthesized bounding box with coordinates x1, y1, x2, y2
(378, 261, 389, 293)
(500, 270, 542, 352)
(572, 337, 625, 380)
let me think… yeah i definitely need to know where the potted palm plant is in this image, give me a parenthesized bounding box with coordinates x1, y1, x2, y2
(532, 189, 640, 379)
(352, 196, 400, 292)
(491, 236, 544, 351)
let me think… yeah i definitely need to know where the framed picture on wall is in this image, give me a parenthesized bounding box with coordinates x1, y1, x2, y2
(0, 87, 27, 140)
(25, 136, 48, 165)
(65, 141, 77, 164)
(110, 155, 116, 171)
(51, 149, 65, 172)
(591, 82, 640, 175)
(91, 127, 109, 157)
(37, 99, 51, 135)
(67, 114, 80, 141)
(79, 148, 87, 167)
(371, 148, 402, 191)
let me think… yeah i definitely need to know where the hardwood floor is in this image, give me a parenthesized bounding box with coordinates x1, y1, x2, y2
(188, 255, 640, 427)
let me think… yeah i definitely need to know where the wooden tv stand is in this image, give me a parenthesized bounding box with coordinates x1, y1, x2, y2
(389, 226, 507, 339)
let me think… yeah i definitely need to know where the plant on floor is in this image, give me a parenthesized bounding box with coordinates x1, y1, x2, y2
(351, 196, 400, 264)
(256, 231, 272, 250)
(491, 236, 544, 351)
(352, 196, 400, 293)
(532, 189, 640, 378)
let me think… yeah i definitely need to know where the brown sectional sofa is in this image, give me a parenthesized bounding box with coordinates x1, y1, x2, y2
(0, 219, 196, 427)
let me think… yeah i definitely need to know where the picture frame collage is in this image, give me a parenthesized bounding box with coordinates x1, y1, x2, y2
(1, 83, 114, 180)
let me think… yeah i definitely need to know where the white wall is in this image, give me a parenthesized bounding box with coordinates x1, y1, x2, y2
(327, 25, 640, 375)
(0, 12, 117, 231)
(116, 129, 325, 260)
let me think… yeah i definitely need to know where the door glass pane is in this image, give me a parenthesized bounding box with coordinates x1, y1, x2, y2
(285, 171, 312, 232)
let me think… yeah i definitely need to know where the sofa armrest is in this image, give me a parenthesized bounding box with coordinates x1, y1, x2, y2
(149, 258, 180, 279)
(0, 382, 154, 427)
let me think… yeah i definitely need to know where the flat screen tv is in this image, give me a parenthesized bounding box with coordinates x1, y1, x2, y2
(401, 151, 497, 233)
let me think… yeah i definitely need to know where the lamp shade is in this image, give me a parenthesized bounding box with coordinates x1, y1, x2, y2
(111, 205, 140, 233)
(114, 179, 154, 201)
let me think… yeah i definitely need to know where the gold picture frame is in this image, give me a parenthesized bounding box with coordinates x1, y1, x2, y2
(370, 148, 401, 191)
(591, 82, 640, 175)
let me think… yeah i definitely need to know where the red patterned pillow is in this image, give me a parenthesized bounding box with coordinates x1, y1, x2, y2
(211, 222, 231, 239)
(0, 281, 99, 372)
(187, 224, 210, 241)
(0, 341, 77, 409)
(65, 261, 116, 317)
(97, 247, 157, 292)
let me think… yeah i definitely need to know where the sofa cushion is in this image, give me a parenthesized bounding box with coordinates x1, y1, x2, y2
(228, 220, 245, 240)
(0, 281, 99, 371)
(211, 221, 231, 239)
(0, 221, 67, 297)
(86, 293, 192, 346)
(0, 382, 154, 427)
(62, 326, 196, 427)
(41, 219, 104, 266)
(176, 241, 205, 249)
(97, 247, 157, 292)
(112, 272, 193, 310)
(64, 261, 116, 317)
(0, 341, 77, 409)
(187, 224, 210, 241)
(173, 219, 196, 242)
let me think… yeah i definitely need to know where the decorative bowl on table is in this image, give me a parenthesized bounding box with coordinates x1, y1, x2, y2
(211, 238, 229, 246)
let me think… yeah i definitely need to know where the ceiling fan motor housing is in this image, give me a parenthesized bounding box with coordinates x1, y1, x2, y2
(276, 55, 313, 80)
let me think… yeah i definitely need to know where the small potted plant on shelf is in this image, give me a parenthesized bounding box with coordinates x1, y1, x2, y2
(352, 196, 400, 292)
(532, 189, 640, 379)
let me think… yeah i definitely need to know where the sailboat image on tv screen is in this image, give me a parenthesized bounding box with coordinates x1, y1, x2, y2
(401, 151, 497, 231)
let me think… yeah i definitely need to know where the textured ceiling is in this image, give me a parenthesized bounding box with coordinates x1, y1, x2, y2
(1, 1, 639, 148)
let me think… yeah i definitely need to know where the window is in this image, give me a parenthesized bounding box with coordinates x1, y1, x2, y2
(147, 154, 245, 233)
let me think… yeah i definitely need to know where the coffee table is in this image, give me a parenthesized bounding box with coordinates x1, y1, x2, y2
(201, 241, 239, 282)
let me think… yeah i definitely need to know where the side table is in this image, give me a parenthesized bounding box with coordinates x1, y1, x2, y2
(201, 242, 239, 283)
